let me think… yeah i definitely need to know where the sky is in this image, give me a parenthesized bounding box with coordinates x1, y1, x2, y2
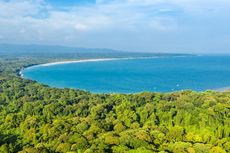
(0, 0, 230, 53)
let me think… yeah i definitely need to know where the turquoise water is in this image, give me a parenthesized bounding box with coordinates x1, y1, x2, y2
(22, 55, 230, 93)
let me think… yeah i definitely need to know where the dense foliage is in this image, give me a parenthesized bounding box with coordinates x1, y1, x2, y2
(0, 57, 229, 153)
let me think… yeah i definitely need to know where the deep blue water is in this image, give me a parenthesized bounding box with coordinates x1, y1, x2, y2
(22, 55, 230, 93)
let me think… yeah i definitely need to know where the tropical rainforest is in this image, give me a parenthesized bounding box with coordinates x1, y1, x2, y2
(0, 47, 229, 153)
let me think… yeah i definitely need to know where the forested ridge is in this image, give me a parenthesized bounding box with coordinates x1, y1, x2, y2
(0, 57, 229, 153)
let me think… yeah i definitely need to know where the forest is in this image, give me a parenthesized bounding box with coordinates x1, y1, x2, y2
(0, 54, 229, 153)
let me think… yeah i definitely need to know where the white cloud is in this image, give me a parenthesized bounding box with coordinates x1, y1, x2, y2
(0, 0, 230, 53)
(0, 0, 48, 18)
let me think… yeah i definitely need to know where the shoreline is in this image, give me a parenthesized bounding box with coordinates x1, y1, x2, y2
(18, 57, 147, 78)
(25, 56, 163, 68)
(19, 56, 170, 77)
(19, 55, 191, 81)
(20, 55, 190, 71)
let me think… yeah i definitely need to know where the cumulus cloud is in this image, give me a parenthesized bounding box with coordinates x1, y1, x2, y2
(0, 0, 230, 53)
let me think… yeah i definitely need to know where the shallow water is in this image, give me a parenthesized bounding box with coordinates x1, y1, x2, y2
(22, 55, 230, 93)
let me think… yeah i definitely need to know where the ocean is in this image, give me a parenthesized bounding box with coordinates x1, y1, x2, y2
(22, 55, 230, 93)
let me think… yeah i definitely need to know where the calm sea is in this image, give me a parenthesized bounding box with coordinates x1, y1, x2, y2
(22, 55, 230, 93)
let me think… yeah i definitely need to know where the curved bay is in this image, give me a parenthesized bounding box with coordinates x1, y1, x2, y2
(22, 55, 230, 93)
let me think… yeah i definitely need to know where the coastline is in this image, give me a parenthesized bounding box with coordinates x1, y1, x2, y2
(27, 56, 162, 67)
(18, 57, 137, 78)
(20, 55, 190, 71)
(19, 56, 168, 77)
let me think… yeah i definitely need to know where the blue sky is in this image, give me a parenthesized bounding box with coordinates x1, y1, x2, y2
(47, 0, 95, 7)
(0, 0, 230, 53)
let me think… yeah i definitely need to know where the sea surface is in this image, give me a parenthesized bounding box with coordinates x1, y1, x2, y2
(22, 55, 230, 93)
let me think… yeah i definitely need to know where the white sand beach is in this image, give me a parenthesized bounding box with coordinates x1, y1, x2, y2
(23, 56, 163, 70)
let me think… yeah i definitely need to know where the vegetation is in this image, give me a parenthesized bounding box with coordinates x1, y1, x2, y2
(0, 52, 229, 153)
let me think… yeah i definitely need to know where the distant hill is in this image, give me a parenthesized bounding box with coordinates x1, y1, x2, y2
(0, 44, 123, 54)
(0, 44, 190, 59)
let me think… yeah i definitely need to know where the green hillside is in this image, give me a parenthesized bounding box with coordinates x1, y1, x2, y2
(0, 53, 229, 153)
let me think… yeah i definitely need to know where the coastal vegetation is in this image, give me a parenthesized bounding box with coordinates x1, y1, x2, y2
(0, 50, 229, 153)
